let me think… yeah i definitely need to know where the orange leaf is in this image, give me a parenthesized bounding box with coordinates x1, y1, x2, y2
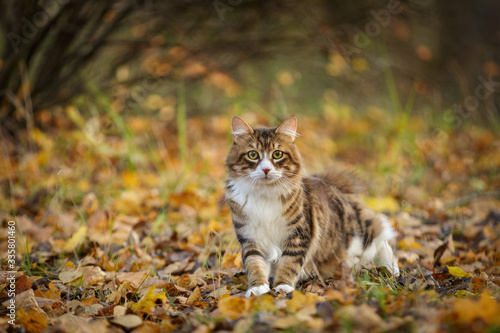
(18, 309, 48, 333)
(218, 296, 250, 320)
(453, 292, 500, 325)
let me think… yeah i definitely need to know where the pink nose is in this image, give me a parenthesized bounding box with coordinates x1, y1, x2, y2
(262, 168, 271, 175)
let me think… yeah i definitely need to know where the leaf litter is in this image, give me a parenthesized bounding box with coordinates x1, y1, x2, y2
(1, 113, 500, 332)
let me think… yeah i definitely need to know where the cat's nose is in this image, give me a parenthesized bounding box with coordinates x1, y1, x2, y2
(262, 168, 271, 175)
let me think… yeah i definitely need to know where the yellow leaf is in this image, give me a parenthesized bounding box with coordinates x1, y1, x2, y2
(397, 237, 422, 250)
(63, 225, 87, 252)
(286, 291, 319, 313)
(218, 296, 250, 320)
(365, 196, 399, 212)
(251, 294, 275, 312)
(447, 266, 469, 278)
(129, 286, 168, 315)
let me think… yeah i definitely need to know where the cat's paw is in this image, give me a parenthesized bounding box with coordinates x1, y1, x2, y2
(273, 284, 295, 294)
(246, 284, 271, 298)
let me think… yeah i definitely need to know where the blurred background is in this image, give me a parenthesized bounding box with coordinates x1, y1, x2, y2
(1, 0, 499, 215)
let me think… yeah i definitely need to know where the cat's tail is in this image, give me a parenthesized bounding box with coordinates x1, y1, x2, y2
(315, 167, 363, 194)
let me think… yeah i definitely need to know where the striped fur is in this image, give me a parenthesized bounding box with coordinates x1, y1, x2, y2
(225, 116, 399, 297)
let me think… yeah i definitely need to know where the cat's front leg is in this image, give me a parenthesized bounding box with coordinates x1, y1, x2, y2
(273, 248, 307, 294)
(241, 241, 271, 297)
(273, 219, 310, 294)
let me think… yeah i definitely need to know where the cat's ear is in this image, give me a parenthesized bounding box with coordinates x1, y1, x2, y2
(276, 116, 297, 141)
(231, 116, 254, 143)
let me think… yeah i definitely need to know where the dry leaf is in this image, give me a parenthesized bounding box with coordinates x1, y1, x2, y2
(453, 292, 500, 324)
(186, 286, 202, 305)
(82, 193, 99, 216)
(17, 309, 48, 333)
(63, 225, 87, 252)
(115, 271, 150, 289)
(59, 270, 83, 284)
(286, 291, 319, 313)
(110, 315, 143, 330)
(218, 296, 250, 320)
(129, 286, 168, 315)
(208, 285, 231, 299)
(82, 266, 106, 288)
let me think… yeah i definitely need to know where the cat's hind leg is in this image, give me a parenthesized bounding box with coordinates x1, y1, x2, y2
(374, 215, 400, 276)
(375, 240, 400, 276)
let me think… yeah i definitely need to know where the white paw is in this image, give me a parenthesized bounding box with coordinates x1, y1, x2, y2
(246, 284, 270, 298)
(273, 284, 295, 294)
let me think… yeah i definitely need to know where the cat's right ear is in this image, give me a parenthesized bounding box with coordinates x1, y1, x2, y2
(231, 116, 253, 143)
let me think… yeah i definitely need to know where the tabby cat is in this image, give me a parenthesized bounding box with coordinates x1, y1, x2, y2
(225, 116, 399, 297)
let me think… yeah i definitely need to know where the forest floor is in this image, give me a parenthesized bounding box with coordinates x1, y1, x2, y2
(1, 110, 500, 332)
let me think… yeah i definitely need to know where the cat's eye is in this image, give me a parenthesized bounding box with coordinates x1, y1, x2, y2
(247, 151, 259, 160)
(272, 150, 283, 159)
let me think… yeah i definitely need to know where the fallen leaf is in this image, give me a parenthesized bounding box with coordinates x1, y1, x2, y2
(59, 270, 83, 284)
(365, 196, 399, 212)
(63, 225, 87, 252)
(17, 309, 48, 333)
(324, 289, 352, 304)
(14, 274, 33, 295)
(398, 237, 422, 250)
(271, 315, 301, 329)
(453, 291, 500, 325)
(218, 295, 250, 320)
(110, 314, 143, 330)
(336, 304, 385, 330)
(106, 281, 133, 304)
(286, 291, 320, 313)
(222, 251, 243, 270)
(251, 294, 275, 312)
(470, 277, 487, 293)
(82, 192, 99, 216)
(114, 305, 127, 316)
(129, 286, 168, 315)
(208, 285, 231, 299)
(433, 241, 448, 267)
(186, 286, 201, 305)
(82, 266, 106, 287)
(34, 282, 61, 300)
(116, 271, 150, 289)
(447, 266, 470, 278)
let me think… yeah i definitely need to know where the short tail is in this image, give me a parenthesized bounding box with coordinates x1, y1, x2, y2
(315, 167, 363, 194)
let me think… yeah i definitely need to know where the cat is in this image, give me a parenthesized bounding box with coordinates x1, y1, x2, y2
(225, 116, 400, 297)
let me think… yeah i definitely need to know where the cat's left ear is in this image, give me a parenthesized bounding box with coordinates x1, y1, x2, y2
(276, 116, 297, 141)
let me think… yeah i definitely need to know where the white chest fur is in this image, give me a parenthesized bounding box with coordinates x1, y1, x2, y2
(228, 183, 287, 262)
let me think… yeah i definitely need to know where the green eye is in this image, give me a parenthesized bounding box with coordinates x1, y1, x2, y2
(272, 150, 283, 159)
(247, 151, 259, 160)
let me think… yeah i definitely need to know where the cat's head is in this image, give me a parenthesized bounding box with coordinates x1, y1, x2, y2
(225, 116, 303, 193)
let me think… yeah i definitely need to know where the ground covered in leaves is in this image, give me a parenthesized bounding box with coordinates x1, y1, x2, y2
(1, 110, 500, 332)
